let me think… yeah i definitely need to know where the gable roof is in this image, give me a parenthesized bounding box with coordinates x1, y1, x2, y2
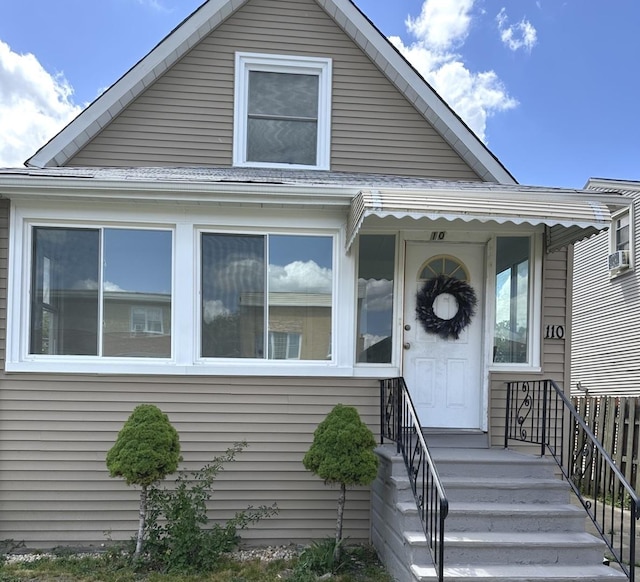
(25, 0, 516, 184)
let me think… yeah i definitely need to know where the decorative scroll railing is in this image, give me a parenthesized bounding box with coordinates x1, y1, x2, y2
(380, 377, 448, 582)
(505, 379, 639, 581)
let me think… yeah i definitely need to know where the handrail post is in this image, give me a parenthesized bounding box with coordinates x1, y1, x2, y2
(631, 502, 637, 582)
(504, 381, 511, 449)
(540, 380, 547, 457)
(396, 379, 402, 455)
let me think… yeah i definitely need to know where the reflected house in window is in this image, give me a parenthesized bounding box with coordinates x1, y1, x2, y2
(104, 292, 171, 358)
(238, 292, 331, 360)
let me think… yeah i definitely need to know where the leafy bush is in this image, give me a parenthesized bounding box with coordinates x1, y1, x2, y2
(106, 404, 181, 557)
(144, 441, 278, 573)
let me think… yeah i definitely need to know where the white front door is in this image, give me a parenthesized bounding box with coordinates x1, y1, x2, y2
(402, 241, 485, 429)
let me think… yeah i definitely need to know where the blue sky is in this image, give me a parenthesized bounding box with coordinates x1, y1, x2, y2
(1, 0, 638, 188)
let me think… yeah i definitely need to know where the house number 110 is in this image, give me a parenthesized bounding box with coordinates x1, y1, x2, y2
(544, 325, 565, 340)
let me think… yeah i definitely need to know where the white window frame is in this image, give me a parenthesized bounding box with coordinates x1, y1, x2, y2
(233, 52, 332, 170)
(6, 203, 353, 376)
(488, 233, 542, 372)
(609, 206, 634, 276)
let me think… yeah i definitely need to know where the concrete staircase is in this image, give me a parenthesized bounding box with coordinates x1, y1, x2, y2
(372, 443, 627, 582)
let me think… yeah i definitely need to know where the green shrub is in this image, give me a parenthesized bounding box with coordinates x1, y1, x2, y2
(144, 441, 278, 573)
(106, 404, 181, 558)
(303, 404, 378, 561)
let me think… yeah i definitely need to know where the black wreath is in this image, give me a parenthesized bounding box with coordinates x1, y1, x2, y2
(415, 275, 477, 340)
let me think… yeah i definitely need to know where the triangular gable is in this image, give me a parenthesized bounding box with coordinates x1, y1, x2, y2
(26, 0, 515, 184)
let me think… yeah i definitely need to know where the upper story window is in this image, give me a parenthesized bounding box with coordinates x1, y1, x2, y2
(233, 53, 332, 170)
(609, 208, 633, 275)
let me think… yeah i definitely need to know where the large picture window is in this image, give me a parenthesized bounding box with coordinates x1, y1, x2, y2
(30, 227, 172, 358)
(201, 233, 333, 360)
(233, 53, 332, 170)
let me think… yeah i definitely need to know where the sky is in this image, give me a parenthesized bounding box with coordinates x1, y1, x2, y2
(0, 0, 638, 188)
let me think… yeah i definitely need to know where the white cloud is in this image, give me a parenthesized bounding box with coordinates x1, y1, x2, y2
(390, 0, 517, 142)
(203, 299, 231, 324)
(269, 260, 332, 294)
(359, 278, 394, 312)
(0, 40, 82, 167)
(406, 0, 474, 51)
(136, 0, 171, 13)
(496, 8, 538, 53)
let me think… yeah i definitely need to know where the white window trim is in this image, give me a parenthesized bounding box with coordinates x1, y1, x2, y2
(609, 206, 634, 278)
(233, 52, 332, 170)
(487, 233, 543, 372)
(6, 202, 354, 376)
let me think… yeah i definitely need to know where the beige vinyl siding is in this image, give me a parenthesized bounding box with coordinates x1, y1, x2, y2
(67, 0, 480, 180)
(572, 188, 640, 395)
(489, 248, 571, 447)
(0, 374, 379, 547)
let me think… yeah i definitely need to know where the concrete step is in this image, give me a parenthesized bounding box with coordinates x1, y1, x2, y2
(445, 502, 587, 532)
(429, 448, 557, 479)
(404, 530, 605, 567)
(422, 430, 489, 449)
(411, 563, 628, 581)
(442, 476, 571, 504)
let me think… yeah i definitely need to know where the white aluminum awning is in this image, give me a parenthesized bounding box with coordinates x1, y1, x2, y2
(346, 189, 615, 252)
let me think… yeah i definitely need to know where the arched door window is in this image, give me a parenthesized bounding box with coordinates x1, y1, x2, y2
(418, 255, 470, 282)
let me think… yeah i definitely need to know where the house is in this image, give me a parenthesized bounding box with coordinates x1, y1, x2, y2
(572, 178, 639, 395)
(0, 0, 629, 577)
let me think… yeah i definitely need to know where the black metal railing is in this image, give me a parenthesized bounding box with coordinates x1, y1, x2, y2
(380, 377, 448, 582)
(505, 379, 640, 581)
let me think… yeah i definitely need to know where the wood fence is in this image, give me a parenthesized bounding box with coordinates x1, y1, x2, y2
(572, 396, 640, 496)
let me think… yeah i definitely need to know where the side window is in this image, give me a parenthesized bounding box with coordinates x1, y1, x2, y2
(356, 234, 395, 364)
(609, 208, 633, 274)
(493, 236, 530, 364)
(30, 227, 172, 358)
(233, 53, 332, 170)
(201, 233, 333, 360)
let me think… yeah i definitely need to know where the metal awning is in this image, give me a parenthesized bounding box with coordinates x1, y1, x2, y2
(346, 189, 616, 252)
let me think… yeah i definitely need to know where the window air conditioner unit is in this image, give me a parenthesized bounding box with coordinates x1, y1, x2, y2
(608, 250, 630, 271)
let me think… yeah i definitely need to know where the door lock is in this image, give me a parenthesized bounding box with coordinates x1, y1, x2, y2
(404, 324, 411, 331)
(403, 342, 411, 350)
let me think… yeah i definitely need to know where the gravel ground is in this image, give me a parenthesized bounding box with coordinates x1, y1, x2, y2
(4, 545, 301, 565)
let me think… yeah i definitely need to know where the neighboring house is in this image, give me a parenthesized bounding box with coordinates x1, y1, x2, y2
(572, 178, 638, 395)
(0, 0, 626, 552)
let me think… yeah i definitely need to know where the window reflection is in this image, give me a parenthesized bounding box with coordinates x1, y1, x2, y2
(102, 229, 172, 358)
(30, 227, 172, 358)
(494, 237, 530, 363)
(201, 233, 333, 360)
(356, 235, 395, 363)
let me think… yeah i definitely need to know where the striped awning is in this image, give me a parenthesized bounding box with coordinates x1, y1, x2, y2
(346, 189, 614, 252)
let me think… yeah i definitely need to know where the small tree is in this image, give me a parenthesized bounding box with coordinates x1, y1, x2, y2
(303, 404, 378, 561)
(106, 404, 180, 558)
